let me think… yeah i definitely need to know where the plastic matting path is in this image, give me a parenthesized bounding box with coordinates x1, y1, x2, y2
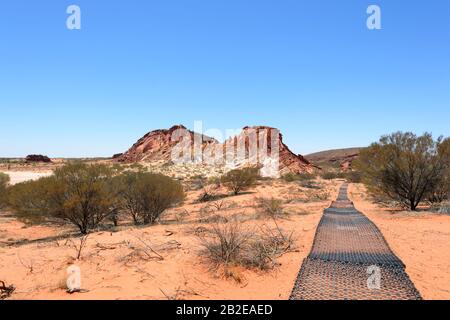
(290, 184, 422, 300)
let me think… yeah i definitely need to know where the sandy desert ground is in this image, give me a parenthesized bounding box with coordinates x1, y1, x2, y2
(349, 184, 450, 300)
(1, 171, 53, 185)
(0, 175, 340, 300)
(1, 169, 449, 300)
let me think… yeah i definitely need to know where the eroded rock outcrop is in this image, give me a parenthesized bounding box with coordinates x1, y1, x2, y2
(115, 125, 317, 176)
(115, 125, 218, 163)
(222, 126, 316, 175)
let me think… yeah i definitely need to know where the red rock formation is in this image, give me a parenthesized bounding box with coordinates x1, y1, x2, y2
(339, 154, 359, 172)
(115, 125, 217, 163)
(222, 126, 316, 175)
(116, 125, 317, 175)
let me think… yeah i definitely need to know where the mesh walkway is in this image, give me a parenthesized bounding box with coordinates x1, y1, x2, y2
(290, 184, 422, 300)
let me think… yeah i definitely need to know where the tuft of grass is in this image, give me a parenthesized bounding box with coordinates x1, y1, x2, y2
(256, 197, 285, 217)
(438, 203, 450, 215)
(0, 281, 15, 300)
(197, 221, 295, 275)
(320, 171, 340, 180)
(282, 173, 316, 182)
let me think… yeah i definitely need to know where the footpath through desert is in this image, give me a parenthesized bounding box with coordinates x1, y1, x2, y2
(290, 183, 422, 300)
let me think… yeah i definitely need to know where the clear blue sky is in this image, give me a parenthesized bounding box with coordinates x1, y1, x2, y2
(0, 0, 449, 157)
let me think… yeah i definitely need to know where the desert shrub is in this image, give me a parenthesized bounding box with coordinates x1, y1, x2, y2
(116, 172, 185, 225)
(198, 222, 294, 272)
(199, 222, 250, 267)
(256, 197, 285, 217)
(427, 167, 450, 204)
(110, 163, 125, 174)
(208, 176, 222, 186)
(321, 171, 339, 180)
(188, 175, 207, 191)
(431, 140, 450, 204)
(198, 184, 219, 202)
(200, 214, 229, 224)
(299, 180, 321, 189)
(242, 225, 294, 270)
(6, 178, 51, 223)
(281, 173, 296, 182)
(438, 203, 450, 215)
(8, 163, 118, 234)
(0, 173, 10, 208)
(355, 133, 450, 211)
(282, 172, 316, 182)
(313, 190, 331, 201)
(0, 172, 9, 187)
(221, 168, 259, 195)
(0, 280, 15, 300)
(128, 163, 146, 172)
(344, 171, 363, 183)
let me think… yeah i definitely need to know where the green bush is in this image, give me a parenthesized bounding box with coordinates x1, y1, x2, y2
(116, 172, 185, 225)
(221, 168, 259, 195)
(321, 171, 339, 180)
(344, 171, 363, 183)
(282, 172, 316, 182)
(428, 168, 450, 204)
(8, 163, 118, 234)
(0, 173, 10, 208)
(356, 132, 450, 211)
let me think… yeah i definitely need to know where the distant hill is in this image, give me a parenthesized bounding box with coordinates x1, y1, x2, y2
(305, 147, 363, 171)
(306, 148, 362, 162)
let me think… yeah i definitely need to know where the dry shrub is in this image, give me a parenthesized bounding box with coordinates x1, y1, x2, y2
(198, 184, 220, 202)
(210, 200, 227, 212)
(119, 236, 164, 265)
(344, 171, 363, 183)
(438, 203, 450, 215)
(282, 173, 316, 182)
(196, 177, 222, 202)
(299, 180, 321, 189)
(198, 205, 214, 222)
(200, 214, 229, 224)
(198, 221, 295, 275)
(67, 235, 90, 260)
(312, 190, 331, 201)
(173, 209, 189, 223)
(296, 190, 330, 203)
(0, 281, 15, 300)
(160, 287, 201, 301)
(321, 171, 340, 180)
(242, 224, 295, 270)
(256, 197, 285, 217)
(199, 222, 250, 267)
